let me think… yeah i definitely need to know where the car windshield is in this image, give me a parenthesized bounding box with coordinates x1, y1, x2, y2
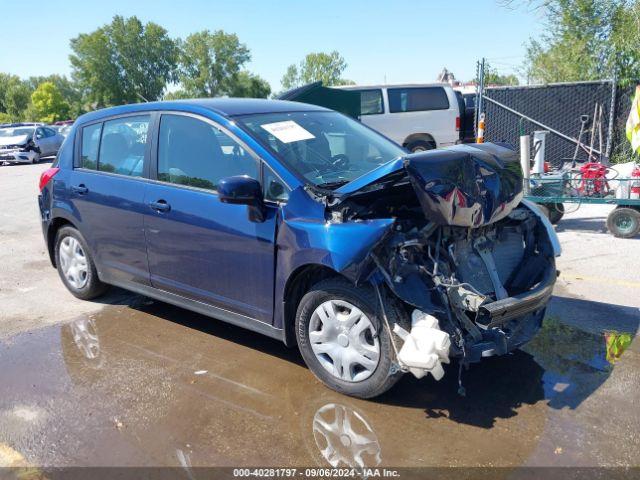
(0, 127, 33, 137)
(237, 111, 405, 188)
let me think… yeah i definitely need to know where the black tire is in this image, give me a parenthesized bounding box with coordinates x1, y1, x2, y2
(407, 140, 436, 153)
(295, 277, 409, 399)
(542, 203, 565, 224)
(607, 207, 640, 238)
(54, 226, 109, 300)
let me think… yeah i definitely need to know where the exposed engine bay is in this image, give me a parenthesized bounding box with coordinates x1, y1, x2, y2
(312, 143, 559, 382)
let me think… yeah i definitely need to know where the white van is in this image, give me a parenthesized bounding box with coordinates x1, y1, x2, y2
(338, 84, 462, 152)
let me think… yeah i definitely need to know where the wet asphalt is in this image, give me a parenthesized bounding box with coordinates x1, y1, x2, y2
(0, 292, 638, 470)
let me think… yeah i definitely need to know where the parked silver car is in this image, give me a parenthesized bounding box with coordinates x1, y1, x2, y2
(0, 125, 64, 164)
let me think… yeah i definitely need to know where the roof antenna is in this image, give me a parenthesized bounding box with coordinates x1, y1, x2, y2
(136, 92, 149, 103)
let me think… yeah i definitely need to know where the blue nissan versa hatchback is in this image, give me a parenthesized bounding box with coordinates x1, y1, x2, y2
(39, 99, 561, 398)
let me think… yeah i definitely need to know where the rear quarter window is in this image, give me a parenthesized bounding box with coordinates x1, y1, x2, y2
(81, 123, 102, 170)
(388, 87, 450, 113)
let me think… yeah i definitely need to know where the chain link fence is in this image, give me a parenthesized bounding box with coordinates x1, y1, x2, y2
(476, 69, 639, 165)
(610, 84, 638, 164)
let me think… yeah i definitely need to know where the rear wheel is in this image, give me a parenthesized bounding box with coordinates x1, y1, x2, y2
(295, 277, 408, 398)
(607, 207, 640, 238)
(407, 140, 436, 153)
(54, 226, 109, 299)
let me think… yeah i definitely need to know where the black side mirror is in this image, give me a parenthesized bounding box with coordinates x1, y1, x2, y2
(218, 175, 265, 223)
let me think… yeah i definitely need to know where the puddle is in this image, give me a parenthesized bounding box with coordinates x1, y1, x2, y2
(0, 300, 637, 469)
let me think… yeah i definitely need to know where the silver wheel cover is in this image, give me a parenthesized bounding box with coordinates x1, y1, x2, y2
(309, 300, 380, 382)
(59, 236, 89, 289)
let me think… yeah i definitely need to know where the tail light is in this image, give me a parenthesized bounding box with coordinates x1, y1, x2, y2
(39, 167, 60, 192)
(455, 116, 461, 131)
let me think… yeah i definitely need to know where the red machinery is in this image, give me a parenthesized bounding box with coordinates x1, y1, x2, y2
(576, 162, 611, 197)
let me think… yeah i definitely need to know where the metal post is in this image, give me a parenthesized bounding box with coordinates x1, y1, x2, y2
(477, 58, 485, 132)
(605, 77, 617, 158)
(473, 61, 480, 136)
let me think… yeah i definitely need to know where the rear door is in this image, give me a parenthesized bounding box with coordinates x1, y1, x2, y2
(68, 114, 152, 286)
(143, 112, 278, 324)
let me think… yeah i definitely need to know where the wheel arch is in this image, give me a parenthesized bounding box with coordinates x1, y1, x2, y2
(46, 217, 77, 268)
(403, 133, 436, 149)
(281, 263, 346, 347)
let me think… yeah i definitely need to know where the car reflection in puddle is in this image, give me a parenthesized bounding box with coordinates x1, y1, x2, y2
(311, 403, 381, 469)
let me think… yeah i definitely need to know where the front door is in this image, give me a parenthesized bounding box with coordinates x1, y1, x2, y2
(143, 113, 277, 324)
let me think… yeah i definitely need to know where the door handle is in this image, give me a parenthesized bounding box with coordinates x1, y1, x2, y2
(71, 184, 88, 195)
(148, 200, 171, 212)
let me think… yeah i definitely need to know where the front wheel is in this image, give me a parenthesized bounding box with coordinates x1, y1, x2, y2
(295, 278, 408, 398)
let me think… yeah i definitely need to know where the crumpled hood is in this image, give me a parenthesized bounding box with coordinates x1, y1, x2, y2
(0, 135, 29, 147)
(336, 142, 523, 228)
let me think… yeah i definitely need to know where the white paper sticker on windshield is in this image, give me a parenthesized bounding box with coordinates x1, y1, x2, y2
(261, 120, 315, 143)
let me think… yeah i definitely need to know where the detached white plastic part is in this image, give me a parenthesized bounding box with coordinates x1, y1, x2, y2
(393, 310, 451, 380)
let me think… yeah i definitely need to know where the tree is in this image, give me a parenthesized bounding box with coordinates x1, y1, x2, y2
(31, 82, 71, 123)
(70, 15, 179, 107)
(483, 64, 520, 86)
(178, 30, 251, 97)
(27, 75, 83, 117)
(281, 51, 353, 90)
(227, 71, 271, 98)
(522, 0, 640, 84)
(3, 77, 32, 121)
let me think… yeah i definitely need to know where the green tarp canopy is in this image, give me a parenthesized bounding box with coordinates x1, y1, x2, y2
(277, 82, 361, 119)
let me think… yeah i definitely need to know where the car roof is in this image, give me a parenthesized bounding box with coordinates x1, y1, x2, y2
(336, 82, 452, 90)
(75, 98, 330, 125)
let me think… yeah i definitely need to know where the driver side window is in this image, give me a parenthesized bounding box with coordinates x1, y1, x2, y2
(157, 114, 258, 191)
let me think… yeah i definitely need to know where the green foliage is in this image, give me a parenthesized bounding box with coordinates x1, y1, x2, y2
(163, 90, 193, 100)
(26, 74, 83, 117)
(178, 30, 251, 97)
(70, 15, 179, 106)
(31, 82, 71, 123)
(227, 71, 271, 98)
(281, 51, 353, 90)
(483, 63, 520, 86)
(3, 77, 32, 121)
(0, 112, 11, 123)
(524, 0, 640, 84)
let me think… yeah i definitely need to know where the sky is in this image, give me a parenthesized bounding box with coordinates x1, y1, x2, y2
(0, 0, 545, 91)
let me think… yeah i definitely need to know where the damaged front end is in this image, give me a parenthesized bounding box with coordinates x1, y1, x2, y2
(321, 143, 559, 381)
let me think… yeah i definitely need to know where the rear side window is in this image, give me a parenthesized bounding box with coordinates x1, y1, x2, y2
(81, 123, 102, 170)
(388, 87, 450, 113)
(157, 114, 258, 191)
(359, 89, 383, 115)
(98, 115, 150, 177)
